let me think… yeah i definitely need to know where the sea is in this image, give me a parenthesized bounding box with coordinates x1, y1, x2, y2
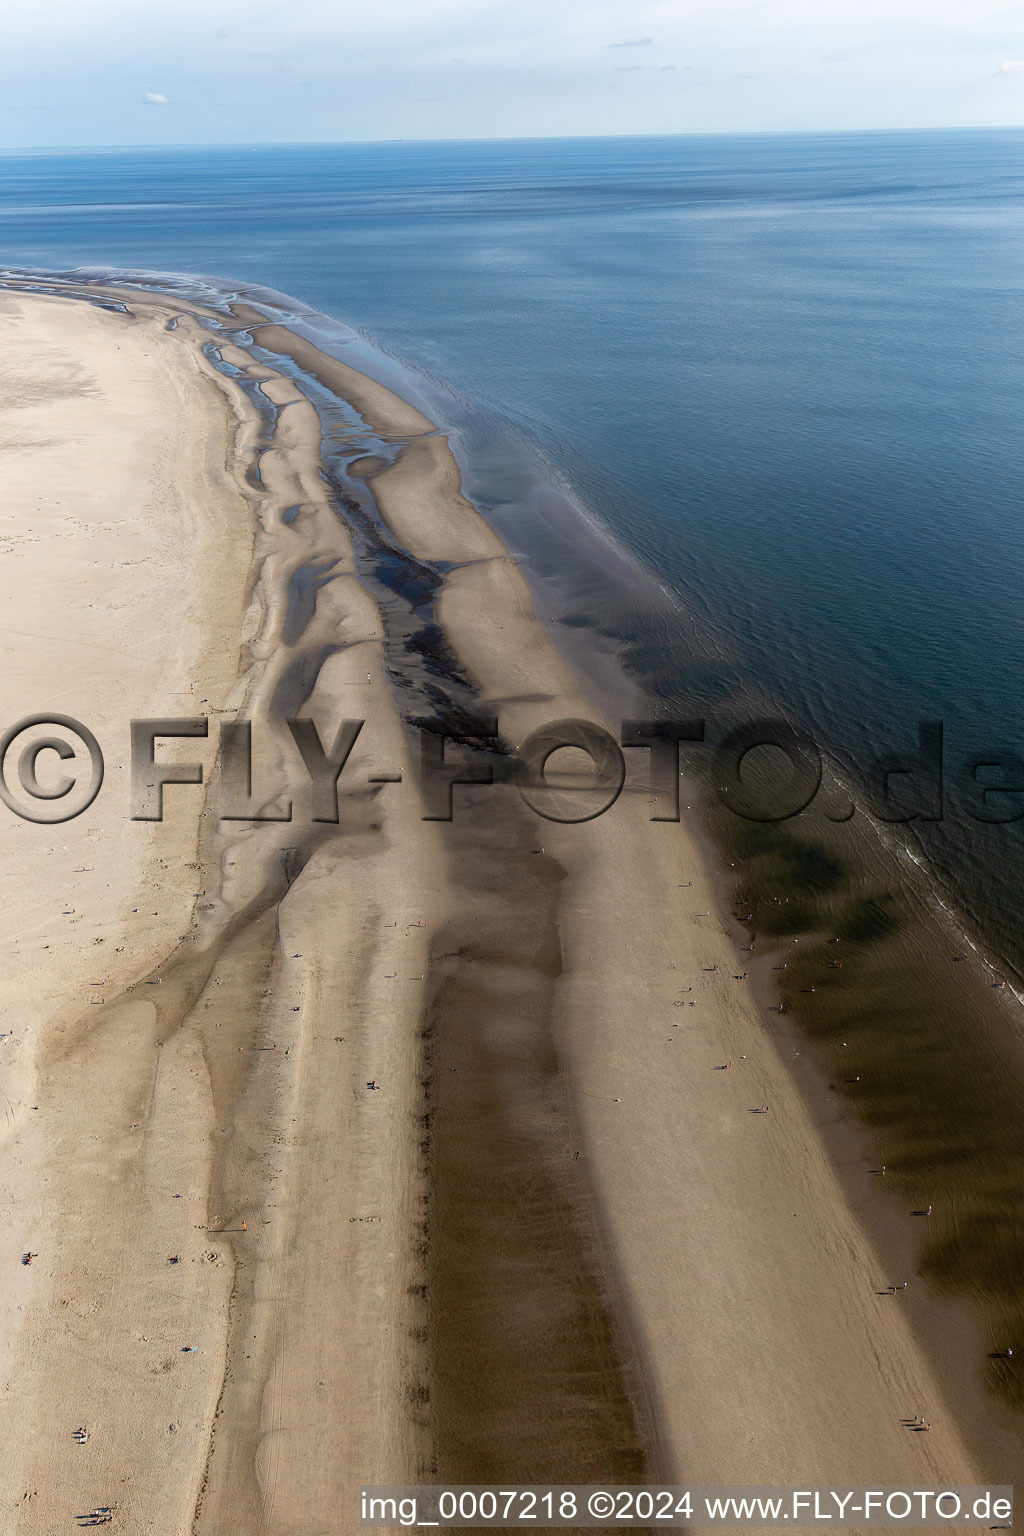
(3, 130, 1024, 968)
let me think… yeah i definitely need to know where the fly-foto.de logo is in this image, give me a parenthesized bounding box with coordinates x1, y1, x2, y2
(0, 713, 1020, 827)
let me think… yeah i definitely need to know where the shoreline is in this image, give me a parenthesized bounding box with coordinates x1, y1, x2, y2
(0, 270, 1013, 1526)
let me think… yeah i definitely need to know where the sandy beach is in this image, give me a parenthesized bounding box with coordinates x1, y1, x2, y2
(0, 280, 1002, 1531)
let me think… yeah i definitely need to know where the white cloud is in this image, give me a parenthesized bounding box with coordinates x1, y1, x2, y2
(142, 89, 169, 103)
(609, 36, 653, 48)
(997, 59, 1024, 74)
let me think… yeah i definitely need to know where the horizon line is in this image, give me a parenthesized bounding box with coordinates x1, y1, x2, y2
(3, 123, 1024, 154)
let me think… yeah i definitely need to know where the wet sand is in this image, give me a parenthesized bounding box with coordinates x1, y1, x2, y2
(0, 280, 998, 1533)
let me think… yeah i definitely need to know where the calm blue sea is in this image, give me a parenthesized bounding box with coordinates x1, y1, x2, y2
(3, 132, 1024, 957)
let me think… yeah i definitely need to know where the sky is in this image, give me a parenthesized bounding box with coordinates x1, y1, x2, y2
(3, 0, 1024, 147)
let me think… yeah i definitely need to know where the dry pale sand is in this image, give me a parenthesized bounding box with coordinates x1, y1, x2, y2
(0, 290, 434, 1531)
(0, 286, 995, 1535)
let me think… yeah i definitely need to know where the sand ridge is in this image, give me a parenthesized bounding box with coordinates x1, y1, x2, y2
(350, 372, 985, 1510)
(260, 309, 988, 1512)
